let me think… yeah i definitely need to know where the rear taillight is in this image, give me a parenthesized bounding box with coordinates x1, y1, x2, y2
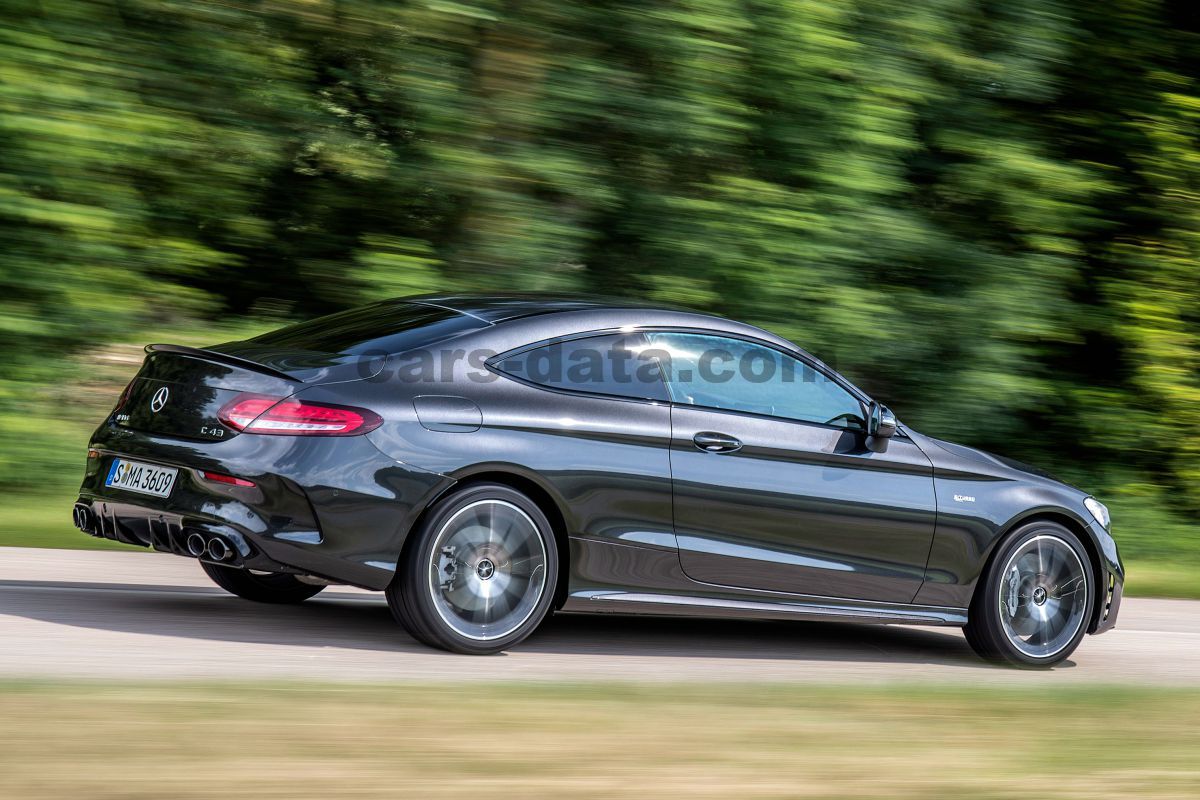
(217, 393, 382, 436)
(112, 379, 136, 413)
(219, 395, 278, 429)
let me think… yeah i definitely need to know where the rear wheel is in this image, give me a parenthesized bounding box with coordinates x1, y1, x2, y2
(387, 483, 558, 654)
(200, 562, 324, 604)
(963, 521, 1093, 668)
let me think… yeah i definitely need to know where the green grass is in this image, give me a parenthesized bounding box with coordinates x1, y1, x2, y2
(1123, 559, 1200, 600)
(0, 682, 1196, 798)
(0, 497, 131, 551)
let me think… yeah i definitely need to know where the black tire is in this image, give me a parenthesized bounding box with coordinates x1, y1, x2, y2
(200, 562, 325, 604)
(963, 520, 1094, 668)
(387, 483, 559, 655)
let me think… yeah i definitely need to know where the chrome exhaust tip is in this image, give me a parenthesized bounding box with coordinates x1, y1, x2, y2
(186, 532, 208, 558)
(206, 537, 233, 562)
(72, 504, 95, 534)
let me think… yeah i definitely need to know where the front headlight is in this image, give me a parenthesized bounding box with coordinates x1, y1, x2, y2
(1084, 497, 1111, 530)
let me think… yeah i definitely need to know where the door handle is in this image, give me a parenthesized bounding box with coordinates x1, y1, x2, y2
(693, 431, 742, 454)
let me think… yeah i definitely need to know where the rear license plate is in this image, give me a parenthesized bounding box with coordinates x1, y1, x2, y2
(105, 458, 178, 498)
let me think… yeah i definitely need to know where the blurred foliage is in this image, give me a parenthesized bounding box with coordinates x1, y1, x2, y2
(0, 0, 1198, 563)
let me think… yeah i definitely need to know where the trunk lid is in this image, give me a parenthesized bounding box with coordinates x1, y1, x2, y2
(114, 346, 307, 442)
(115, 343, 381, 443)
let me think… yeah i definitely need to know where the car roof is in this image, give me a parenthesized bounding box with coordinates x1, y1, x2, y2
(406, 292, 831, 366)
(404, 292, 793, 344)
(407, 293, 675, 324)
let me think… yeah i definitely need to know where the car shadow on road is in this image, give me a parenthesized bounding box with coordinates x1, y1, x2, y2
(1, 580, 1018, 670)
(523, 612, 994, 667)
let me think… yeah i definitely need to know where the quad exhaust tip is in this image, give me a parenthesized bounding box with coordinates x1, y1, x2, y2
(206, 537, 233, 562)
(73, 508, 238, 563)
(72, 504, 96, 535)
(185, 532, 235, 562)
(186, 532, 207, 558)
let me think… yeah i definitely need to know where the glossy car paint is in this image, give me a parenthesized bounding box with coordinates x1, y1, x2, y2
(907, 429, 1124, 632)
(669, 405, 936, 603)
(75, 294, 1123, 637)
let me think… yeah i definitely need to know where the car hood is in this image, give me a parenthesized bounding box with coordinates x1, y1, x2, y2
(915, 434, 1082, 491)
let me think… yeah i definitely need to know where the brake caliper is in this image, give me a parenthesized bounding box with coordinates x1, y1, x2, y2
(1005, 566, 1021, 616)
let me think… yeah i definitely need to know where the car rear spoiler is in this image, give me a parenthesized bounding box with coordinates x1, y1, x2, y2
(145, 343, 301, 383)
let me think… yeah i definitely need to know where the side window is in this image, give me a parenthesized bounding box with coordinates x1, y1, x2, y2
(491, 333, 669, 402)
(644, 332, 865, 429)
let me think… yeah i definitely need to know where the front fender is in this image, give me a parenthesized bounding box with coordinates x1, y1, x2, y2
(915, 473, 1123, 631)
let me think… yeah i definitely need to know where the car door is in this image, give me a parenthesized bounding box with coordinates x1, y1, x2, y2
(647, 331, 936, 604)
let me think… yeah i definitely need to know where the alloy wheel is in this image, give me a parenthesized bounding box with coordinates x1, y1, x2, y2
(997, 534, 1089, 659)
(426, 499, 548, 641)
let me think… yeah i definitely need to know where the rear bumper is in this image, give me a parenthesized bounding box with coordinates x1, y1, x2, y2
(76, 439, 328, 574)
(76, 422, 451, 589)
(73, 496, 297, 574)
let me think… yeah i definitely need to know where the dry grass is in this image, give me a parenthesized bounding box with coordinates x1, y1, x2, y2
(0, 683, 1196, 798)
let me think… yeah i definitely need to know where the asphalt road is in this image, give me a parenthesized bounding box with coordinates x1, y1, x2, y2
(1, 546, 1196, 685)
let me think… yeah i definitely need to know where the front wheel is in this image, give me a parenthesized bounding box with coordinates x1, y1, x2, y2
(387, 483, 558, 655)
(963, 521, 1093, 668)
(200, 562, 325, 604)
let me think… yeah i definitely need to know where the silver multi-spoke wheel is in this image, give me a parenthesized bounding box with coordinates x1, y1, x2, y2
(997, 534, 1089, 659)
(427, 499, 548, 642)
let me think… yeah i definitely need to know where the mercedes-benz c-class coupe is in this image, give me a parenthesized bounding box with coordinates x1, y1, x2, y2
(74, 294, 1123, 666)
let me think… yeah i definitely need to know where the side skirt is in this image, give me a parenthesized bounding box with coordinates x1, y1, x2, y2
(562, 590, 968, 627)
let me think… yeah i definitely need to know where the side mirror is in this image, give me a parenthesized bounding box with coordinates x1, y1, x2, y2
(867, 402, 897, 440)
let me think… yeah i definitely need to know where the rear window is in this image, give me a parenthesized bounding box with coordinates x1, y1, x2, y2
(213, 301, 487, 372)
(491, 333, 670, 402)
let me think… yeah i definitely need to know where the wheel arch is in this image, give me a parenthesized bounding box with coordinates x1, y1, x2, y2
(973, 509, 1106, 634)
(400, 464, 573, 610)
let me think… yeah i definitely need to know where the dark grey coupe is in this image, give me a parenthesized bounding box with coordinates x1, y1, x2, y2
(74, 295, 1123, 666)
